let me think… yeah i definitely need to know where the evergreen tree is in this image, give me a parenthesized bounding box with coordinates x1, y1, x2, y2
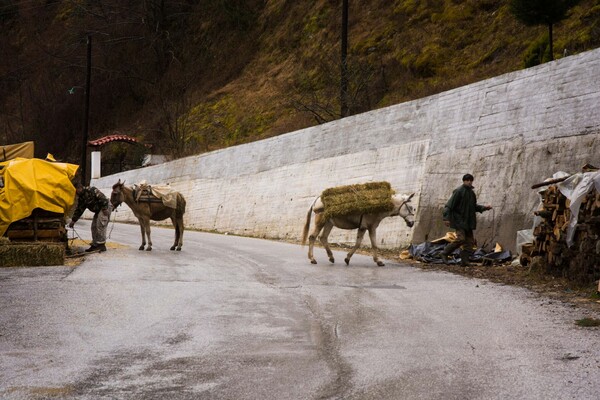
(509, 0, 582, 62)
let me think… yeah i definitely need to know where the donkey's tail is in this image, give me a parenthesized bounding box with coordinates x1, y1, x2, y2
(301, 204, 313, 246)
(176, 193, 187, 218)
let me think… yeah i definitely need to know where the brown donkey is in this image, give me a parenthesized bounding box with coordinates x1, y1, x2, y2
(110, 180, 186, 251)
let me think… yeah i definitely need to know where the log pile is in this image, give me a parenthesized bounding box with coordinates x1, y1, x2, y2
(6, 209, 67, 242)
(1, 209, 67, 267)
(521, 172, 600, 286)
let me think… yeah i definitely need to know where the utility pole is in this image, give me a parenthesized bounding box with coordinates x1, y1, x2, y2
(340, 0, 349, 118)
(548, 23, 554, 61)
(80, 34, 92, 185)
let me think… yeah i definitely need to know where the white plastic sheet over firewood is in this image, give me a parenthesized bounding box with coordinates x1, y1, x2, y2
(557, 171, 600, 247)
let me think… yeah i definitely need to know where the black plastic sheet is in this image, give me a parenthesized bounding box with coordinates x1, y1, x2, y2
(408, 241, 512, 265)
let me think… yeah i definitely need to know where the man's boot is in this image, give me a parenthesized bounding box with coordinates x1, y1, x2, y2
(440, 242, 457, 265)
(459, 249, 471, 266)
(85, 244, 98, 252)
(97, 244, 107, 252)
(440, 252, 450, 265)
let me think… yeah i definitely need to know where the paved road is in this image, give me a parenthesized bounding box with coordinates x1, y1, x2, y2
(1, 221, 600, 399)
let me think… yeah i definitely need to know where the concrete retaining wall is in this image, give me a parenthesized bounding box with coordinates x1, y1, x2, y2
(92, 48, 600, 252)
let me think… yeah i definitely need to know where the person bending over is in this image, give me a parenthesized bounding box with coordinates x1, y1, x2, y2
(69, 184, 112, 252)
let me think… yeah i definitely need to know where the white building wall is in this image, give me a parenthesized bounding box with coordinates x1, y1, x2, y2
(93, 48, 600, 252)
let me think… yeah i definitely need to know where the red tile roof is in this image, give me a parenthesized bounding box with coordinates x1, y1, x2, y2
(88, 134, 151, 148)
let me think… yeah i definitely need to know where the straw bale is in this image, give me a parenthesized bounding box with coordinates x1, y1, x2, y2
(0, 240, 65, 267)
(321, 181, 395, 219)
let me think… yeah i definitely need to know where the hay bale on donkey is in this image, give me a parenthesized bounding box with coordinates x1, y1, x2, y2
(320, 181, 396, 219)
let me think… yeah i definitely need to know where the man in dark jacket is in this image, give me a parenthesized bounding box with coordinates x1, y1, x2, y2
(68, 184, 112, 252)
(441, 174, 492, 266)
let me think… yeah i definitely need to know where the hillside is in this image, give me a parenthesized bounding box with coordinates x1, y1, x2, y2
(1, 0, 599, 176)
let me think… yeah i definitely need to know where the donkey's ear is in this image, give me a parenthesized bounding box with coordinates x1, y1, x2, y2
(407, 193, 415, 201)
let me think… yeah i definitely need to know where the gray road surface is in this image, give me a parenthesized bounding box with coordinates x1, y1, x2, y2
(1, 221, 600, 399)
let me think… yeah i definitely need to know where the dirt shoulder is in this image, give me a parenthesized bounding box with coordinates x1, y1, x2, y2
(381, 250, 600, 315)
(330, 244, 600, 315)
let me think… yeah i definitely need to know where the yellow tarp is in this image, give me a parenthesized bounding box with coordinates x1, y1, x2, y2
(0, 141, 34, 161)
(0, 158, 79, 236)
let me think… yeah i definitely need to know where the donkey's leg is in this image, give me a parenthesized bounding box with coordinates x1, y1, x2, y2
(368, 229, 384, 266)
(169, 216, 184, 251)
(345, 228, 367, 265)
(308, 214, 326, 264)
(170, 217, 178, 251)
(177, 217, 184, 251)
(138, 219, 146, 250)
(319, 222, 335, 263)
(144, 219, 153, 251)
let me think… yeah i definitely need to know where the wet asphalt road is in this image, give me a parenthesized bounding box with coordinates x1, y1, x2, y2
(1, 221, 600, 399)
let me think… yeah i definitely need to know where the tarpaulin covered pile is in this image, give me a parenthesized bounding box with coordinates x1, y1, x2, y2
(0, 141, 34, 161)
(404, 232, 512, 265)
(0, 158, 79, 236)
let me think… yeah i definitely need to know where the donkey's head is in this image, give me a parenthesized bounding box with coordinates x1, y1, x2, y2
(391, 193, 416, 228)
(110, 179, 126, 209)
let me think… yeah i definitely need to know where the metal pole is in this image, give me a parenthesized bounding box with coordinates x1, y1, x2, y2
(80, 34, 92, 185)
(340, 0, 349, 118)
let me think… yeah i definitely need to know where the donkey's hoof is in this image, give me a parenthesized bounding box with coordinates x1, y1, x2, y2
(344, 258, 350, 265)
(138, 245, 145, 251)
(176, 247, 182, 251)
(170, 246, 176, 251)
(146, 247, 152, 251)
(329, 257, 335, 264)
(310, 259, 317, 264)
(377, 261, 385, 267)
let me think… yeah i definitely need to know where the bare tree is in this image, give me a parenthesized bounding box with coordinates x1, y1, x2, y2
(289, 54, 384, 124)
(152, 74, 197, 158)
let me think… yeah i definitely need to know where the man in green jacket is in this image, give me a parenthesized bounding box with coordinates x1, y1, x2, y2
(441, 174, 492, 266)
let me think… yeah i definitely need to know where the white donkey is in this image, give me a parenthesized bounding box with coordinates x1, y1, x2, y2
(302, 193, 416, 266)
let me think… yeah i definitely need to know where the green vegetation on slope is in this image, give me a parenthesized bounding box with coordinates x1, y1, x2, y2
(0, 0, 599, 175)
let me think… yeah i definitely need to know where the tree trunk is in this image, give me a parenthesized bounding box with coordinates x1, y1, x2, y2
(548, 23, 554, 61)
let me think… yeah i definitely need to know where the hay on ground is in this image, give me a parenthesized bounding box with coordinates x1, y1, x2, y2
(0, 240, 65, 267)
(321, 181, 395, 219)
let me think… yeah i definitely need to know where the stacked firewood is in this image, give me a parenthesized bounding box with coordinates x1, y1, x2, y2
(521, 178, 600, 286)
(6, 209, 67, 242)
